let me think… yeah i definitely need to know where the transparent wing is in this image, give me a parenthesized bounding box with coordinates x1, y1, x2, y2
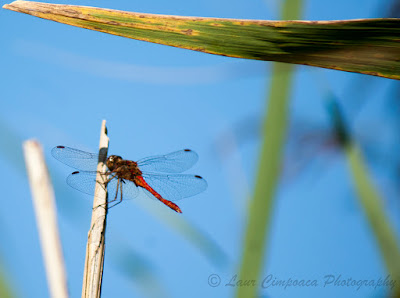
(142, 173, 207, 201)
(52, 146, 105, 171)
(66, 171, 139, 200)
(137, 149, 199, 173)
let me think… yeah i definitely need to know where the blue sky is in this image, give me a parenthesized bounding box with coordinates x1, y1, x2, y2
(0, 0, 399, 297)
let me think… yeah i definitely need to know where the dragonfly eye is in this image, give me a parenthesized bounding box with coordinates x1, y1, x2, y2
(106, 155, 123, 171)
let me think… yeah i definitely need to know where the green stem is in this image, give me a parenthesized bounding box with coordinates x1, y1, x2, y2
(236, 63, 294, 298)
(346, 144, 400, 295)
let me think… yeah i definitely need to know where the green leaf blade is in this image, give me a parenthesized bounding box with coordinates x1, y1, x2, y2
(3, 1, 400, 79)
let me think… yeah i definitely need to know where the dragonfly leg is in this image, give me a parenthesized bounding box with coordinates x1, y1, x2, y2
(103, 173, 117, 185)
(95, 172, 117, 193)
(109, 178, 120, 204)
(93, 175, 119, 210)
(108, 179, 125, 208)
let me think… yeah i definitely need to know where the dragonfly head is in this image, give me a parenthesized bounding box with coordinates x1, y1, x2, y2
(106, 155, 123, 171)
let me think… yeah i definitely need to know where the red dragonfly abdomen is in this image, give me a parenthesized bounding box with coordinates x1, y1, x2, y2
(134, 175, 182, 213)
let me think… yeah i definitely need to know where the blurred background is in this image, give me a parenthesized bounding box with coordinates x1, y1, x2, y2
(0, 0, 399, 297)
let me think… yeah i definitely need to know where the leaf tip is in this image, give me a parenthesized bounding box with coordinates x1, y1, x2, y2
(2, 1, 30, 11)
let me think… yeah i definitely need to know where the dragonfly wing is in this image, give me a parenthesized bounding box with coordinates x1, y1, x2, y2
(66, 171, 139, 200)
(137, 149, 199, 173)
(66, 171, 99, 196)
(141, 173, 207, 201)
(52, 146, 104, 171)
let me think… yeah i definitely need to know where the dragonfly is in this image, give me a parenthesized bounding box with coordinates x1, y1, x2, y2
(51, 146, 208, 213)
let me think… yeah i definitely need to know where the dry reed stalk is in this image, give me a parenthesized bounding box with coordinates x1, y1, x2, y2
(81, 120, 109, 298)
(23, 140, 68, 298)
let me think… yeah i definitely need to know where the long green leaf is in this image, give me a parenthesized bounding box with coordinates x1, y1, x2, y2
(327, 99, 400, 295)
(0, 274, 13, 298)
(236, 64, 294, 298)
(3, 1, 400, 80)
(0, 260, 15, 298)
(346, 144, 400, 295)
(236, 1, 302, 297)
(135, 199, 229, 268)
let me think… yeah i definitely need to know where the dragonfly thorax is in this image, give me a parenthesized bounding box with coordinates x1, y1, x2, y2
(106, 155, 123, 171)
